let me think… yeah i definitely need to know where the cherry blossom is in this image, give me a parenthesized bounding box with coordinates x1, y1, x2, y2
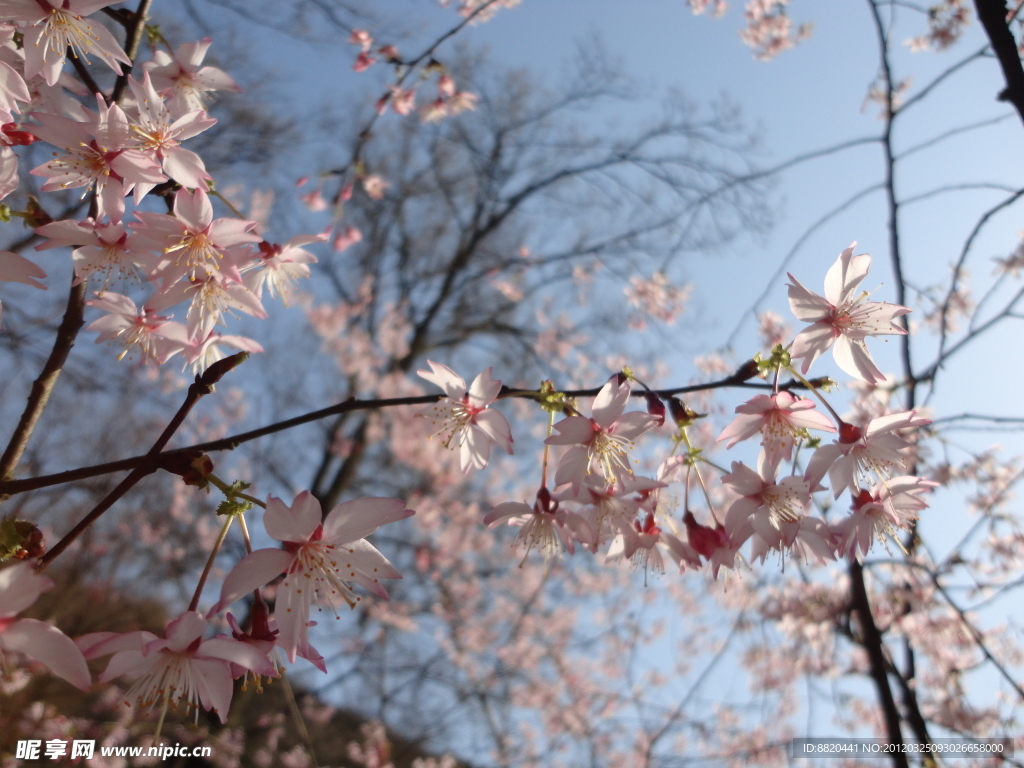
(213, 492, 414, 663)
(806, 410, 932, 498)
(555, 474, 664, 549)
(127, 72, 216, 189)
(131, 186, 261, 286)
(80, 611, 275, 721)
(143, 38, 240, 116)
(35, 218, 153, 286)
(0, 561, 90, 691)
(243, 234, 325, 303)
(483, 487, 589, 560)
(721, 457, 812, 530)
(787, 243, 910, 383)
(606, 513, 700, 579)
(833, 476, 938, 558)
(29, 95, 166, 223)
(546, 378, 660, 492)
(418, 361, 514, 473)
(0, 0, 131, 86)
(85, 291, 189, 363)
(717, 390, 835, 470)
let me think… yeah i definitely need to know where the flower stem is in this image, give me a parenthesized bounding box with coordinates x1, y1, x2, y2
(189, 514, 234, 612)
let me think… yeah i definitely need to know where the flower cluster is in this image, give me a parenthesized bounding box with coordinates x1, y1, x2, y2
(0, 19, 323, 372)
(415, 244, 934, 581)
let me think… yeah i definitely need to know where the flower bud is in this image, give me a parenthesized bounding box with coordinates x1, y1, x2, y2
(732, 359, 760, 382)
(0, 517, 45, 562)
(644, 391, 666, 426)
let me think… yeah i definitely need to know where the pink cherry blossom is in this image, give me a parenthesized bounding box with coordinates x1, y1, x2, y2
(127, 73, 216, 189)
(483, 487, 590, 560)
(36, 218, 152, 286)
(0, 561, 90, 691)
(85, 291, 189, 364)
(0, 0, 131, 86)
(362, 174, 389, 200)
(347, 29, 373, 52)
(721, 458, 812, 530)
(418, 361, 514, 473)
(81, 611, 275, 721)
(606, 513, 700, 579)
(146, 270, 267, 338)
(143, 38, 240, 116)
(243, 234, 325, 303)
(833, 477, 937, 559)
(787, 243, 910, 383)
(332, 225, 362, 252)
(353, 52, 376, 73)
(555, 474, 665, 549)
(717, 390, 836, 470)
(545, 378, 660, 492)
(29, 95, 166, 222)
(131, 187, 261, 286)
(213, 492, 414, 663)
(806, 410, 932, 498)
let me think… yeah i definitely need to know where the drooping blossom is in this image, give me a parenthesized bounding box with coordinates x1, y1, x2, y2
(721, 457, 812, 530)
(35, 218, 153, 286)
(146, 270, 267, 337)
(806, 410, 931, 498)
(80, 611, 275, 721)
(417, 361, 513, 473)
(717, 390, 835, 470)
(787, 243, 910, 383)
(833, 476, 937, 558)
(483, 487, 590, 560)
(346, 29, 373, 52)
(0, 561, 90, 691)
(555, 474, 665, 549)
(143, 38, 240, 116)
(353, 52, 376, 72)
(213, 492, 414, 663)
(546, 377, 660, 492)
(85, 291, 188, 363)
(243, 234, 325, 303)
(0, 0, 131, 86)
(606, 513, 700, 580)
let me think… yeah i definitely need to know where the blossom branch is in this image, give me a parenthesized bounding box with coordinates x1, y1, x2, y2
(0, 372, 816, 498)
(0, 0, 157, 495)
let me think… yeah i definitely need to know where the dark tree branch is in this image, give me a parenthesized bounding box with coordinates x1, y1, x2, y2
(973, 0, 1024, 128)
(0, 371, 819, 497)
